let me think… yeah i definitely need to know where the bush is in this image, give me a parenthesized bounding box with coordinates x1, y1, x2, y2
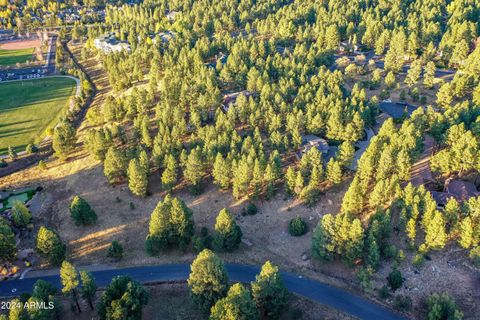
(412, 253, 425, 268)
(192, 227, 213, 253)
(387, 269, 403, 290)
(426, 293, 463, 320)
(469, 246, 480, 266)
(244, 202, 257, 215)
(25, 144, 38, 154)
(107, 241, 123, 261)
(394, 295, 412, 311)
(288, 216, 308, 236)
(38, 160, 46, 170)
(0, 159, 8, 168)
(378, 285, 391, 300)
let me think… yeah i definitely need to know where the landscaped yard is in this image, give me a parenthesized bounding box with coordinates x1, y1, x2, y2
(0, 77, 76, 154)
(0, 47, 35, 66)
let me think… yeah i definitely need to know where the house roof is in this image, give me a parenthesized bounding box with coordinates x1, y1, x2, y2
(223, 90, 251, 105)
(431, 191, 458, 207)
(301, 135, 329, 153)
(379, 102, 416, 119)
(445, 179, 479, 201)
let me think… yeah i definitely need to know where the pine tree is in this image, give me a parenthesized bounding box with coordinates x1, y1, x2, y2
(285, 167, 296, 195)
(425, 211, 446, 250)
(184, 147, 205, 193)
(458, 217, 473, 249)
(127, 158, 148, 196)
(337, 141, 355, 167)
(161, 154, 178, 191)
(188, 249, 228, 312)
(212, 153, 231, 190)
(11, 200, 32, 228)
(423, 61, 436, 89)
(60, 261, 81, 313)
(210, 283, 259, 320)
(8, 145, 17, 161)
(69, 196, 97, 226)
(103, 147, 127, 184)
(0, 218, 16, 262)
(97, 276, 148, 320)
(53, 120, 76, 160)
(251, 261, 289, 319)
(80, 271, 97, 310)
(326, 158, 342, 184)
(214, 208, 242, 252)
(36, 226, 66, 266)
(405, 59, 422, 86)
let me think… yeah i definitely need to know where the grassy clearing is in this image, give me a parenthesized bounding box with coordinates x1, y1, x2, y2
(0, 47, 35, 66)
(0, 77, 76, 155)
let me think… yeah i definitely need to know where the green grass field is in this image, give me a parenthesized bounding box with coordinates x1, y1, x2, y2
(0, 77, 76, 155)
(0, 47, 35, 66)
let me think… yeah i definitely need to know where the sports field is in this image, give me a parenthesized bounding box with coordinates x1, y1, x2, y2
(0, 77, 76, 155)
(0, 47, 35, 66)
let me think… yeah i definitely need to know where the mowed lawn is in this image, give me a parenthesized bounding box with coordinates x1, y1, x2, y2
(0, 77, 76, 155)
(0, 47, 35, 66)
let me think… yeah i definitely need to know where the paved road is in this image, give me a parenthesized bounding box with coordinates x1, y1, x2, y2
(0, 264, 406, 320)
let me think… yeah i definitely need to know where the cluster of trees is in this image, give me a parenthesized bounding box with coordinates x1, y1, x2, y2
(188, 249, 289, 318)
(398, 184, 480, 258)
(145, 195, 194, 254)
(36, 226, 66, 266)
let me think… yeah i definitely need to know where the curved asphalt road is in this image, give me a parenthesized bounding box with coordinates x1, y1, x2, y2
(0, 264, 406, 320)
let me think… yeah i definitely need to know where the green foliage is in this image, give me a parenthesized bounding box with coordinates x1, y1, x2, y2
(69, 196, 97, 226)
(146, 195, 194, 255)
(210, 283, 259, 320)
(394, 295, 412, 311)
(0, 218, 16, 262)
(60, 260, 81, 312)
(127, 158, 148, 196)
(36, 226, 66, 266)
(11, 200, 32, 228)
(38, 160, 47, 170)
(312, 213, 364, 265)
(387, 269, 403, 290)
(188, 249, 228, 313)
(107, 241, 123, 261)
(80, 270, 97, 310)
(426, 293, 463, 320)
(53, 120, 76, 160)
(213, 208, 242, 252)
(288, 216, 307, 236)
(103, 147, 127, 184)
(97, 276, 149, 320)
(251, 261, 289, 319)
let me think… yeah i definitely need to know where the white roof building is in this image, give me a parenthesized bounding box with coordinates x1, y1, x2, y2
(94, 33, 131, 54)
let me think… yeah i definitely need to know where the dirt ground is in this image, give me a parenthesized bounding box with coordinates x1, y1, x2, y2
(0, 39, 41, 50)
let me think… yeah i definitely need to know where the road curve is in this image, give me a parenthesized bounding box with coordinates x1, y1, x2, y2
(0, 264, 407, 320)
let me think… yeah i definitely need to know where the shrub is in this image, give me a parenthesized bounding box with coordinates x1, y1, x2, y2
(107, 241, 123, 261)
(426, 293, 463, 320)
(394, 295, 412, 311)
(193, 227, 213, 253)
(11, 200, 32, 228)
(38, 160, 47, 170)
(412, 253, 425, 268)
(378, 285, 391, 300)
(288, 216, 308, 236)
(387, 269, 403, 290)
(25, 144, 38, 154)
(469, 246, 480, 266)
(245, 203, 257, 215)
(0, 159, 7, 168)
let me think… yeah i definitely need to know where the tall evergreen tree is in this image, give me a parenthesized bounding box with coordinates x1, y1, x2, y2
(127, 158, 148, 196)
(214, 208, 242, 252)
(60, 261, 81, 313)
(188, 249, 228, 313)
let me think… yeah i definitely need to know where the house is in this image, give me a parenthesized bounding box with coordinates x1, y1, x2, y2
(445, 178, 479, 201)
(221, 91, 252, 112)
(379, 101, 416, 119)
(300, 135, 330, 155)
(431, 178, 479, 208)
(94, 33, 131, 54)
